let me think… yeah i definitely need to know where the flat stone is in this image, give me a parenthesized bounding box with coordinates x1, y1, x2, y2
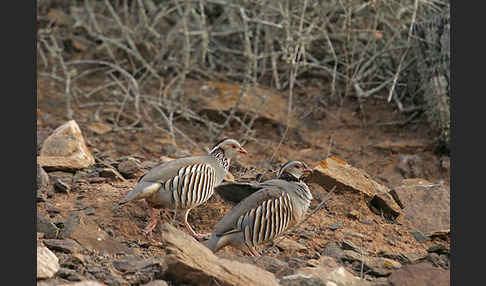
(60, 211, 133, 255)
(58, 281, 106, 286)
(99, 167, 126, 181)
(393, 178, 450, 235)
(37, 246, 60, 279)
(56, 268, 83, 281)
(408, 230, 431, 243)
(309, 157, 401, 220)
(141, 281, 169, 286)
(427, 244, 448, 254)
(388, 262, 449, 286)
(341, 240, 369, 255)
(38, 120, 95, 171)
(321, 242, 344, 260)
(54, 178, 71, 193)
(401, 252, 427, 264)
(328, 222, 344, 231)
(117, 157, 142, 178)
(296, 256, 372, 286)
(113, 255, 167, 273)
(43, 239, 83, 254)
(341, 250, 401, 277)
(277, 238, 307, 252)
(160, 223, 280, 286)
(218, 254, 293, 278)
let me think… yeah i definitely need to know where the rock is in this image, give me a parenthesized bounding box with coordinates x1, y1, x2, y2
(219, 254, 294, 278)
(341, 250, 401, 277)
(160, 223, 280, 286)
(387, 262, 449, 286)
(427, 244, 448, 254)
(54, 178, 71, 193)
(99, 167, 125, 181)
(321, 242, 344, 260)
(56, 268, 84, 281)
(113, 255, 167, 273)
(277, 238, 307, 252)
(38, 120, 95, 171)
(341, 240, 369, 255)
(43, 239, 83, 254)
(296, 256, 372, 286)
(199, 82, 299, 129)
(393, 178, 450, 235)
(117, 157, 141, 178)
(141, 281, 169, 286)
(37, 164, 50, 201)
(408, 230, 430, 243)
(401, 253, 427, 264)
(37, 213, 60, 239)
(328, 221, 344, 231)
(37, 246, 60, 279)
(58, 281, 107, 286)
(60, 211, 133, 255)
(279, 274, 326, 286)
(309, 157, 401, 220)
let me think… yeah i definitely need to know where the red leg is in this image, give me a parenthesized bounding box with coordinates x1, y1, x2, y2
(183, 209, 211, 239)
(142, 206, 158, 235)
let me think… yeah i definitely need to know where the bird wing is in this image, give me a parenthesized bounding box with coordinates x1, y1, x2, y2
(214, 182, 263, 205)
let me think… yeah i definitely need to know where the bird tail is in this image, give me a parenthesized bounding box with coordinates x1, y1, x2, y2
(112, 182, 161, 210)
(203, 234, 230, 253)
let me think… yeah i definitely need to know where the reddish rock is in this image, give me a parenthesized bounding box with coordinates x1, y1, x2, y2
(309, 157, 402, 220)
(388, 262, 450, 286)
(392, 178, 450, 235)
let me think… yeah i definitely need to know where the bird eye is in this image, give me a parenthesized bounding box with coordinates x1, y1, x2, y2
(295, 165, 301, 169)
(232, 144, 238, 148)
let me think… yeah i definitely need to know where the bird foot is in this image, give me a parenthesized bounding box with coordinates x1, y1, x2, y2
(192, 232, 212, 240)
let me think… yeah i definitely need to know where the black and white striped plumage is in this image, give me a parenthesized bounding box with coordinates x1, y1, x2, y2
(114, 138, 247, 238)
(204, 161, 313, 256)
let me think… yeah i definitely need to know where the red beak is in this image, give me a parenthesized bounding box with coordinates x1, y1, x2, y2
(239, 147, 248, 154)
(303, 167, 313, 174)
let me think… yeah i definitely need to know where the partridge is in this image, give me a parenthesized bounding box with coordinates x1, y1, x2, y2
(114, 138, 247, 238)
(204, 160, 313, 255)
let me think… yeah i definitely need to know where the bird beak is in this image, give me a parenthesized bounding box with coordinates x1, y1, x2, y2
(303, 167, 313, 175)
(239, 147, 248, 155)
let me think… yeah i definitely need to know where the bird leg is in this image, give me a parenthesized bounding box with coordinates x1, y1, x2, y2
(183, 209, 211, 239)
(142, 207, 158, 236)
(246, 246, 261, 257)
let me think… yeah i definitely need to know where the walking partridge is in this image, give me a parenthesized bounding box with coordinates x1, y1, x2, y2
(114, 138, 247, 239)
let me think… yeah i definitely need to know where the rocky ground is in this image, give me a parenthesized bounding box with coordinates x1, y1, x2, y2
(37, 77, 450, 286)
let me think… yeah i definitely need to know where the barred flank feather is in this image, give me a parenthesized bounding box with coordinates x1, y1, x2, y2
(165, 163, 216, 209)
(237, 193, 294, 249)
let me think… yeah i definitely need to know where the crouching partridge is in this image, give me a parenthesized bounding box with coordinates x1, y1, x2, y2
(114, 138, 247, 239)
(204, 160, 313, 256)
